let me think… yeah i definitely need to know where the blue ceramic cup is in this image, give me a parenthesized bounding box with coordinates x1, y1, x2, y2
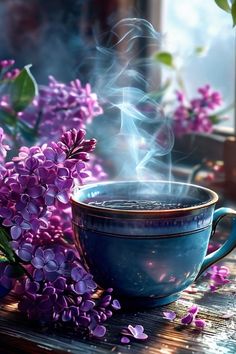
(71, 181, 236, 308)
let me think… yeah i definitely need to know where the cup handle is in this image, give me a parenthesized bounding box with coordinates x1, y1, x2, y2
(196, 207, 236, 280)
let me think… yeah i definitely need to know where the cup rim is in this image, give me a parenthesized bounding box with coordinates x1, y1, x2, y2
(71, 180, 218, 215)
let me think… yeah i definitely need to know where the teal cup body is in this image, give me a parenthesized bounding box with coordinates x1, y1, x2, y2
(71, 181, 236, 308)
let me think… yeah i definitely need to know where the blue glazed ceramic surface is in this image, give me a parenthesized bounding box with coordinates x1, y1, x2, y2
(71, 181, 236, 308)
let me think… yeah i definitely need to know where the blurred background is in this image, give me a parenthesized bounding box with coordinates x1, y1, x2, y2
(0, 0, 236, 200)
(0, 1, 234, 123)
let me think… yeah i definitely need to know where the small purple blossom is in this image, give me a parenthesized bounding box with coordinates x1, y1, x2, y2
(121, 336, 131, 344)
(181, 312, 194, 325)
(92, 325, 107, 338)
(205, 265, 230, 291)
(0, 59, 15, 69)
(121, 325, 148, 341)
(12, 241, 34, 262)
(194, 319, 206, 329)
(163, 310, 177, 321)
(111, 299, 121, 310)
(31, 247, 65, 281)
(71, 266, 96, 295)
(188, 304, 199, 315)
(181, 305, 206, 329)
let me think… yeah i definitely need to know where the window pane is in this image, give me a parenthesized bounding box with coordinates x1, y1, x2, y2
(163, 0, 235, 128)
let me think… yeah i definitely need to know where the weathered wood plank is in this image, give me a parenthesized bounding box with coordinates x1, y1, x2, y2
(1, 232, 236, 354)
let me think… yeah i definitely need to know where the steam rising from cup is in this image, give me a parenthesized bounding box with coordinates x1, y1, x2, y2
(86, 18, 175, 182)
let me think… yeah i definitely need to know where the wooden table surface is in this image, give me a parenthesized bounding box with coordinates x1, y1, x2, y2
(1, 233, 236, 354)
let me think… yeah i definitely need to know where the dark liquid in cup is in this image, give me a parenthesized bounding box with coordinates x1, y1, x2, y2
(88, 198, 202, 210)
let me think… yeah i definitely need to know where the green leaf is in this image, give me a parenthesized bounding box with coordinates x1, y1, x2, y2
(0, 227, 15, 263)
(154, 52, 175, 68)
(0, 109, 17, 126)
(195, 46, 206, 55)
(208, 114, 222, 124)
(10, 64, 38, 113)
(215, 0, 231, 13)
(231, 0, 236, 26)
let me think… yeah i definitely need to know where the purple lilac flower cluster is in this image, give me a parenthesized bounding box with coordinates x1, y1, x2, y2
(173, 85, 222, 136)
(19, 75, 103, 142)
(0, 59, 106, 182)
(0, 128, 96, 241)
(15, 259, 119, 337)
(0, 128, 119, 337)
(0, 61, 103, 144)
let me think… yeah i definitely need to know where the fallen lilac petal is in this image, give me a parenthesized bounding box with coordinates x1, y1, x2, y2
(121, 336, 130, 344)
(181, 313, 193, 325)
(127, 325, 148, 340)
(194, 319, 206, 329)
(127, 324, 137, 337)
(211, 274, 230, 285)
(135, 332, 148, 340)
(188, 305, 199, 315)
(221, 312, 235, 319)
(163, 310, 177, 321)
(111, 299, 121, 310)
